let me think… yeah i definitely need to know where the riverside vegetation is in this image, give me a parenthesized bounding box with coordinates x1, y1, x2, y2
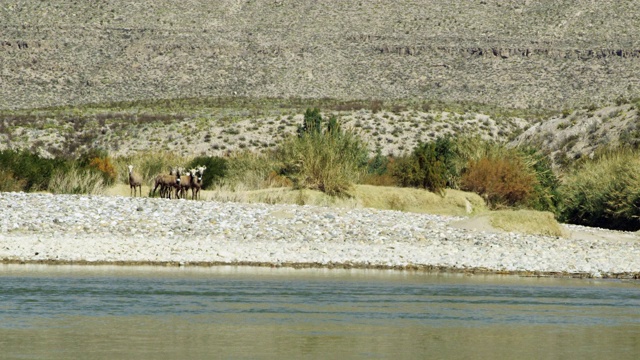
(3, 102, 640, 233)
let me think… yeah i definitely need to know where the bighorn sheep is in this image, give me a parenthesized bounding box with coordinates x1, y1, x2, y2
(177, 167, 192, 199)
(190, 165, 207, 200)
(152, 166, 181, 199)
(127, 165, 143, 197)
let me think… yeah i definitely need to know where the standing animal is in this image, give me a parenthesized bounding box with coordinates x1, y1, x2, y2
(177, 167, 192, 199)
(170, 167, 183, 198)
(190, 165, 207, 200)
(127, 165, 143, 197)
(152, 166, 181, 199)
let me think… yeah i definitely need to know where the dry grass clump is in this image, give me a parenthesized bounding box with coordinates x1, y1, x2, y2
(48, 166, 107, 195)
(350, 185, 486, 216)
(277, 124, 369, 196)
(217, 151, 284, 191)
(205, 186, 360, 207)
(204, 184, 486, 216)
(488, 210, 567, 238)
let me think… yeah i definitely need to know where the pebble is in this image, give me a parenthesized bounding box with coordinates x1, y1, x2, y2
(0, 192, 639, 278)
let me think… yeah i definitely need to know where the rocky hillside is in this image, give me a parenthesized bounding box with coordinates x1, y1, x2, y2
(2, 99, 638, 163)
(510, 101, 640, 167)
(0, 104, 530, 158)
(2, 0, 639, 110)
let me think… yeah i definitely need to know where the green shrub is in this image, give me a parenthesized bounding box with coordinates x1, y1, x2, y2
(367, 147, 390, 176)
(0, 169, 27, 192)
(391, 138, 457, 194)
(0, 149, 68, 191)
(185, 156, 227, 189)
(518, 147, 560, 212)
(361, 148, 397, 186)
(390, 155, 421, 188)
(278, 109, 368, 196)
(409, 142, 447, 194)
(297, 107, 323, 136)
(558, 148, 640, 230)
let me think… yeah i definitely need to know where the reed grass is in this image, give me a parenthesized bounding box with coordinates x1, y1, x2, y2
(48, 166, 107, 195)
(558, 147, 640, 230)
(219, 151, 282, 190)
(277, 129, 368, 196)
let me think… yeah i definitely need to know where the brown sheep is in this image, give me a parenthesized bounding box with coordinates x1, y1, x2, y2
(127, 165, 143, 197)
(190, 165, 207, 200)
(152, 166, 181, 199)
(177, 167, 192, 199)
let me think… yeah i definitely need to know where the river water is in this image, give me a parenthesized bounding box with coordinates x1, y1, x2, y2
(1, 264, 638, 359)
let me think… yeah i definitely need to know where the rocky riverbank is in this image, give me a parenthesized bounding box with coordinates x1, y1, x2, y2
(1, 192, 639, 278)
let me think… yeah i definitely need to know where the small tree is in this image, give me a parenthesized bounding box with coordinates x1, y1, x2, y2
(391, 139, 452, 195)
(297, 108, 323, 136)
(412, 142, 447, 194)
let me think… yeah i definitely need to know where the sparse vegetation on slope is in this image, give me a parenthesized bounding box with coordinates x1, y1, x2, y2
(3, 1, 640, 110)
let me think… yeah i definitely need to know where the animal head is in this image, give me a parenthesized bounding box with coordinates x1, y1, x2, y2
(196, 166, 206, 182)
(127, 164, 134, 173)
(197, 165, 206, 175)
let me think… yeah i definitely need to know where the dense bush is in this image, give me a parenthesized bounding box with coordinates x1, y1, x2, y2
(278, 108, 368, 196)
(558, 148, 640, 231)
(519, 147, 560, 212)
(0, 149, 68, 191)
(460, 152, 539, 209)
(185, 156, 227, 189)
(0, 169, 27, 192)
(77, 148, 117, 185)
(362, 147, 396, 186)
(391, 138, 457, 194)
(297, 107, 323, 136)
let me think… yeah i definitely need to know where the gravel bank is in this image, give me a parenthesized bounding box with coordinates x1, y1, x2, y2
(1, 192, 639, 278)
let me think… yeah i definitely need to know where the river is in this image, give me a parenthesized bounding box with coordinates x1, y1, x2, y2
(1, 264, 638, 359)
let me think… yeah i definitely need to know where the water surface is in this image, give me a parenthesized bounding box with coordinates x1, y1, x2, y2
(1, 265, 638, 359)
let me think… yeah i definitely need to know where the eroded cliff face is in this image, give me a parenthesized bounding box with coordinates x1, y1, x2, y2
(2, 0, 639, 110)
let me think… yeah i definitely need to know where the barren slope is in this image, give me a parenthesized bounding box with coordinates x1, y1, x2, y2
(2, 1, 639, 110)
